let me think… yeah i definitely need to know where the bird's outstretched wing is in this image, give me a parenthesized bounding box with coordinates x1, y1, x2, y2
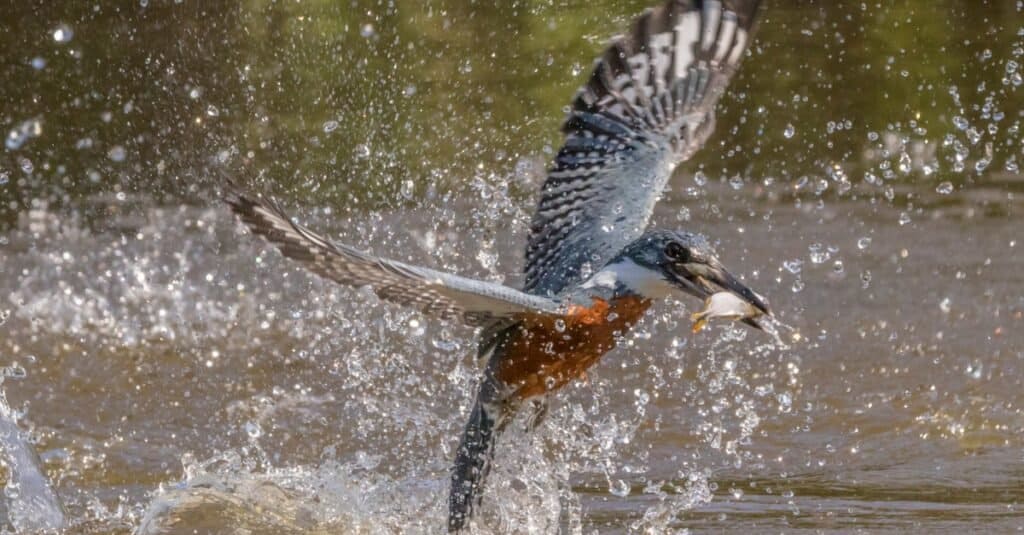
(523, 0, 761, 295)
(226, 191, 562, 326)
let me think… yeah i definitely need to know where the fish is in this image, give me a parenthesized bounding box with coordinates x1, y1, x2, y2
(690, 291, 765, 333)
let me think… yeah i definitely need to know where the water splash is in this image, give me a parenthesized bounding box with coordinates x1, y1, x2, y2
(137, 451, 445, 534)
(0, 370, 66, 532)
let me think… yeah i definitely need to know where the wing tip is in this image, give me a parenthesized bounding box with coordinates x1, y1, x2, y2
(566, 0, 761, 128)
(221, 181, 289, 230)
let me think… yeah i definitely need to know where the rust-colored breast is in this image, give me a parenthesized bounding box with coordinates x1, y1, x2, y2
(495, 295, 651, 399)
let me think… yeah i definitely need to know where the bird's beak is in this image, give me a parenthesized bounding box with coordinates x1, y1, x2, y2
(669, 262, 772, 330)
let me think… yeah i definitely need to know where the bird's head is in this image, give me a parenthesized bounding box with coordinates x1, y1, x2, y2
(599, 230, 771, 328)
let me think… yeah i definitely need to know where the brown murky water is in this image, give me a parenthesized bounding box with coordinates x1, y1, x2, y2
(1, 0, 1023, 533)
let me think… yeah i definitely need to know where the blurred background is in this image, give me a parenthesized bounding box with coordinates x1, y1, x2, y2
(0, 1, 1022, 533)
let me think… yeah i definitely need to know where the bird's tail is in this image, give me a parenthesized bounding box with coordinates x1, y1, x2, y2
(448, 379, 514, 532)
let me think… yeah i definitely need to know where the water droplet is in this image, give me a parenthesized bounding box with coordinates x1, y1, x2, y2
(244, 421, 262, 439)
(935, 181, 954, 194)
(360, 23, 375, 38)
(857, 237, 872, 250)
(609, 479, 631, 497)
(782, 259, 803, 274)
(898, 212, 911, 226)
(205, 105, 219, 117)
(728, 175, 744, 190)
(353, 144, 371, 159)
(808, 243, 831, 264)
(966, 127, 982, 145)
(30, 57, 46, 70)
(51, 24, 73, 43)
(965, 361, 983, 380)
(777, 391, 792, 412)
(791, 279, 805, 293)
(860, 270, 872, 288)
(693, 171, 707, 186)
(400, 179, 415, 199)
(403, 84, 417, 97)
(554, 319, 566, 332)
(322, 120, 339, 133)
(783, 124, 795, 139)
(0, 365, 24, 380)
(939, 297, 951, 314)
(107, 145, 126, 162)
(476, 249, 497, 270)
(952, 116, 969, 130)
(898, 152, 912, 174)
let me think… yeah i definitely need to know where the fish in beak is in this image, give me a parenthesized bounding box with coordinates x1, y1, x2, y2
(668, 260, 771, 331)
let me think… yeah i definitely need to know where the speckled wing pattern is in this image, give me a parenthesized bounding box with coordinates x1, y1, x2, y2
(226, 192, 562, 326)
(523, 0, 761, 295)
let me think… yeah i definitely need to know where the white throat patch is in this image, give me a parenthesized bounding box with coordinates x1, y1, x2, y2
(582, 259, 675, 298)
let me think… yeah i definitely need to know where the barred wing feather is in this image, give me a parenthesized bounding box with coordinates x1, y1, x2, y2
(523, 0, 761, 295)
(227, 192, 563, 326)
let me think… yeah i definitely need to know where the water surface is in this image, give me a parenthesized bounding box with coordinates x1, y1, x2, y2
(1, 1, 1022, 532)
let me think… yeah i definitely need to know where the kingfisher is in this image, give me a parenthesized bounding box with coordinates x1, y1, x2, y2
(226, 0, 765, 531)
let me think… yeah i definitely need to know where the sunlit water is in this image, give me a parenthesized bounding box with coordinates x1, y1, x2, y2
(1, 181, 1021, 532)
(1, 0, 1023, 533)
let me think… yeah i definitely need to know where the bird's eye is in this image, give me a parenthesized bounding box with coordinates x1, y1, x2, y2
(665, 242, 690, 262)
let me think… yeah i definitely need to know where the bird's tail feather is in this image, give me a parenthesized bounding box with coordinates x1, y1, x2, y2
(448, 383, 513, 532)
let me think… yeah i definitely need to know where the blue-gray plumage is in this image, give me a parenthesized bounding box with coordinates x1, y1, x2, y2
(224, 1, 767, 532)
(525, 0, 760, 296)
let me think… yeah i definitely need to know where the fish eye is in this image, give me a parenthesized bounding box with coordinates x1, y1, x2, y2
(664, 242, 690, 262)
